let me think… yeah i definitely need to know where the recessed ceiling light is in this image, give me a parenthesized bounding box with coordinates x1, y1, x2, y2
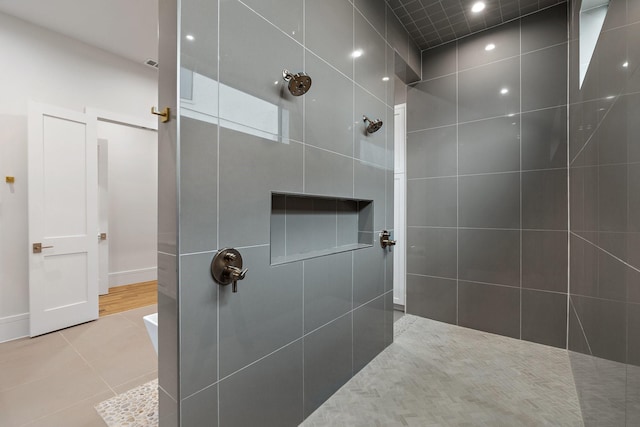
(485, 43, 496, 51)
(500, 87, 509, 95)
(471, 2, 486, 13)
(351, 49, 363, 58)
(382, 76, 390, 81)
(622, 61, 629, 68)
(185, 34, 195, 41)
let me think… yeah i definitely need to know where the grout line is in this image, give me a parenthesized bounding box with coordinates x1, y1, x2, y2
(24, 389, 116, 426)
(519, 17, 523, 341)
(565, 14, 571, 350)
(571, 232, 640, 275)
(569, 297, 594, 355)
(455, 39, 459, 326)
(351, 250, 355, 376)
(408, 225, 568, 232)
(216, 0, 221, 421)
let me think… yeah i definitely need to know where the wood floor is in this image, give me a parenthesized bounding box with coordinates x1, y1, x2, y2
(99, 280, 157, 317)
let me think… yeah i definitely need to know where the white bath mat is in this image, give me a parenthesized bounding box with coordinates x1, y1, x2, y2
(95, 379, 158, 427)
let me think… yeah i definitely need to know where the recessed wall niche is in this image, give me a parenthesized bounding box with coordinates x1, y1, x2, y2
(270, 193, 374, 265)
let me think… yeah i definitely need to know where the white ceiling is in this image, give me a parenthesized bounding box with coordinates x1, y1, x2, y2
(0, 0, 158, 65)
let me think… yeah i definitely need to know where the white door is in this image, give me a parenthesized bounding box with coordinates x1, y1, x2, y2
(393, 104, 407, 307)
(28, 102, 98, 336)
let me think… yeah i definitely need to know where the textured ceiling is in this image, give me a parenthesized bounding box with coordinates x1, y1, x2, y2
(387, 0, 565, 51)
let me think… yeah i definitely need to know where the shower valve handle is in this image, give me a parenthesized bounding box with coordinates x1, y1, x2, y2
(380, 230, 397, 249)
(211, 248, 248, 293)
(225, 266, 248, 293)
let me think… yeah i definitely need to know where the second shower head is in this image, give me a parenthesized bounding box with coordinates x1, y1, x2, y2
(363, 115, 383, 134)
(282, 69, 312, 96)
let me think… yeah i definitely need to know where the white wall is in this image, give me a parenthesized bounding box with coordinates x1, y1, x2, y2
(0, 12, 157, 342)
(98, 122, 158, 287)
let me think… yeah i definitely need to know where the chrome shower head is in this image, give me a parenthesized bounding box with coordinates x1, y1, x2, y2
(363, 115, 383, 134)
(282, 69, 312, 96)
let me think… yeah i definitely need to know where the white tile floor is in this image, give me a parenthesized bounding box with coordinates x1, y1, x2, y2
(0, 305, 157, 427)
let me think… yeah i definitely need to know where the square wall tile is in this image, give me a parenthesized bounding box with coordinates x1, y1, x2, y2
(240, 0, 303, 42)
(457, 20, 520, 70)
(569, 233, 599, 298)
(218, 246, 303, 377)
(180, 0, 218, 80)
(355, 11, 387, 101)
(521, 44, 568, 112)
(522, 169, 567, 231)
(304, 314, 352, 417)
(406, 275, 457, 324)
(354, 245, 386, 307)
(459, 172, 520, 229)
(522, 230, 568, 292)
(458, 281, 520, 339)
(598, 164, 628, 233)
(521, 4, 567, 53)
(181, 384, 218, 427)
(421, 43, 457, 81)
(353, 295, 385, 373)
(458, 57, 520, 122)
(355, 87, 387, 168)
(306, 0, 354, 78)
(571, 295, 626, 363)
(219, 0, 304, 142)
(304, 252, 352, 333)
(354, 160, 386, 232)
(407, 75, 457, 131)
(180, 118, 218, 254)
(521, 289, 567, 349)
(219, 341, 303, 427)
(406, 125, 457, 179)
(304, 53, 354, 157)
(407, 177, 457, 227)
(458, 115, 521, 175)
(304, 145, 354, 198)
(458, 229, 520, 287)
(179, 253, 218, 397)
(521, 107, 567, 171)
(406, 227, 457, 279)
(219, 128, 303, 248)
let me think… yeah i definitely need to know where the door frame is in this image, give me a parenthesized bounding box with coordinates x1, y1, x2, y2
(87, 108, 157, 295)
(393, 103, 407, 308)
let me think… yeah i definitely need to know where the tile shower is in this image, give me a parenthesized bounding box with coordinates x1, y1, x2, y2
(157, 0, 417, 425)
(405, 0, 640, 425)
(154, 0, 640, 425)
(406, 3, 569, 348)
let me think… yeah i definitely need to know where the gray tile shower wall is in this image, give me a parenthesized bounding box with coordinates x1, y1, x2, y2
(405, 3, 569, 349)
(159, 0, 412, 425)
(568, 0, 640, 425)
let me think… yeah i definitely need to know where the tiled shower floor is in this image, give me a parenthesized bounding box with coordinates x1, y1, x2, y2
(303, 314, 583, 426)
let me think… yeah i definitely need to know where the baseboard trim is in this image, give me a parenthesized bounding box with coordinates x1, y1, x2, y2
(0, 313, 29, 343)
(109, 267, 157, 288)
